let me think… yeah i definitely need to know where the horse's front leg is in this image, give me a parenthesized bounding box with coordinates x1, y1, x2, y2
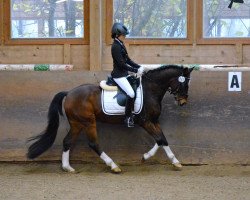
(142, 122, 182, 170)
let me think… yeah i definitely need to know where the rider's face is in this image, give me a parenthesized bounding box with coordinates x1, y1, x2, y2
(118, 35, 126, 41)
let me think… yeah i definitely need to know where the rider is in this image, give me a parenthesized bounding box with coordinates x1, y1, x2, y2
(111, 22, 144, 128)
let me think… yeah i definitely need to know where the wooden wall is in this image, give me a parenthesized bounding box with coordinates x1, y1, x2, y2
(0, 0, 249, 71)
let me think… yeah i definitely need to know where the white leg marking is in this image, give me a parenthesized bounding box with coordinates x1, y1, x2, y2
(163, 146, 180, 164)
(143, 143, 159, 160)
(62, 150, 75, 172)
(100, 152, 118, 170)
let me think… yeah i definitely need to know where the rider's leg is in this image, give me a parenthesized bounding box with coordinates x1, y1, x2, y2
(113, 77, 135, 98)
(113, 77, 135, 127)
(124, 95, 135, 127)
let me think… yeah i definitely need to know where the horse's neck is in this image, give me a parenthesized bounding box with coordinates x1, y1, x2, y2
(143, 69, 181, 101)
(142, 78, 167, 102)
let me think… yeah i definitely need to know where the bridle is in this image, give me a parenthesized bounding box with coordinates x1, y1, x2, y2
(143, 73, 190, 97)
(168, 75, 190, 97)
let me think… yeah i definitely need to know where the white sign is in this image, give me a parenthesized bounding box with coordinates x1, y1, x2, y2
(228, 72, 242, 91)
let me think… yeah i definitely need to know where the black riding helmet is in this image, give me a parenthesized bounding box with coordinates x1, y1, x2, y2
(111, 22, 129, 38)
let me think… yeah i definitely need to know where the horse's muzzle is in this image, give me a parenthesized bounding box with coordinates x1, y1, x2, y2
(178, 98, 187, 106)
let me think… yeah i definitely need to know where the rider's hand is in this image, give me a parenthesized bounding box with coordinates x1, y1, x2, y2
(137, 66, 145, 77)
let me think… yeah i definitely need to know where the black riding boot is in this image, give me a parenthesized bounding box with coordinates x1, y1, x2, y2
(124, 96, 135, 128)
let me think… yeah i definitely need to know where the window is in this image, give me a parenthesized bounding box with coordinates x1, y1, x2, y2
(197, 0, 250, 44)
(107, 0, 193, 44)
(4, 0, 89, 44)
(114, 0, 187, 38)
(204, 0, 250, 38)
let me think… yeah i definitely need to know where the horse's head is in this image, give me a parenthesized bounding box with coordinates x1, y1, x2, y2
(168, 67, 194, 106)
(143, 65, 194, 106)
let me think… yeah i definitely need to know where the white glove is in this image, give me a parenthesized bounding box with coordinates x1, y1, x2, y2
(137, 66, 144, 77)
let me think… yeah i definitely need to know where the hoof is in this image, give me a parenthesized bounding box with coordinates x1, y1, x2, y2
(111, 167, 122, 174)
(172, 163, 183, 171)
(141, 157, 146, 163)
(62, 166, 76, 173)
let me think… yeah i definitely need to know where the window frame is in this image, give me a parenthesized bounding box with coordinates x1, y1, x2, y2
(106, 0, 194, 45)
(3, 0, 89, 45)
(197, 0, 250, 45)
(0, 0, 3, 44)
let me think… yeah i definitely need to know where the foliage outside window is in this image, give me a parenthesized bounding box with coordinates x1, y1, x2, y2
(203, 0, 250, 38)
(113, 0, 187, 39)
(11, 0, 84, 39)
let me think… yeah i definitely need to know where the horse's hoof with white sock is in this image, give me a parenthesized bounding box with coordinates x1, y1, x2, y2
(111, 167, 122, 174)
(172, 162, 183, 171)
(62, 165, 76, 173)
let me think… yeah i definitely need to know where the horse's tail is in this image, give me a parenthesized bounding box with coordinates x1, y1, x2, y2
(27, 91, 68, 159)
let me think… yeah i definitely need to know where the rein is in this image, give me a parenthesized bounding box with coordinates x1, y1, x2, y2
(143, 73, 160, 85)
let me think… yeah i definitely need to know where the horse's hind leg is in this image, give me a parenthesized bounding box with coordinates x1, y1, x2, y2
(84, 123, 122, 173)
(62, 124, 81, 173)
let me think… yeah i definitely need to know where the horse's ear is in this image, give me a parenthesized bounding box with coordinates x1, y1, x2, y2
(183, 67, 189, 75)
(189, 67, 195, 73)
(183, 67, 194, 76)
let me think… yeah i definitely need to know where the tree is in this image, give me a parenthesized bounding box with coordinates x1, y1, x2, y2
(113, 0, 187, 38)
(48, 0, 57, 37)
(11, 0, 84, 38)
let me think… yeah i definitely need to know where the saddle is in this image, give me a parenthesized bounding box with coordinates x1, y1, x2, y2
(100, 76, 140, 106)
(100, 76, 143, 115)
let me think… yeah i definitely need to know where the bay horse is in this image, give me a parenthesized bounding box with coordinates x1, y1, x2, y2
(27, 65, 194, 173)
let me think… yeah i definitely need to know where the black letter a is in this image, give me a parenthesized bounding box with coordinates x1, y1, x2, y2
(230, 75, 239, 88)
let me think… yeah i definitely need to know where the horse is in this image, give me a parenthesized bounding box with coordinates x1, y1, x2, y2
(27, 65, 194, 173)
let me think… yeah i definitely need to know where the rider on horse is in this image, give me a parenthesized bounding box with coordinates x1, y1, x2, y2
(111, 22, 144, 128)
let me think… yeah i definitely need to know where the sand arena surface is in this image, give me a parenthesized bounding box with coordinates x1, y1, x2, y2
(0, 163, 249, 200)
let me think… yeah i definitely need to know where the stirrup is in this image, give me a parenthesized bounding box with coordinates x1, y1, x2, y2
(124, 117, 134, 128)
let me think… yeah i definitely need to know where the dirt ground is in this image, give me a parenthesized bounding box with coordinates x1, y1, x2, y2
(0, 163, 249, 200)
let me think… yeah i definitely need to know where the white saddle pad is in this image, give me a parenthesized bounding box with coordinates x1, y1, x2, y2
(101, 85, 143, 115)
